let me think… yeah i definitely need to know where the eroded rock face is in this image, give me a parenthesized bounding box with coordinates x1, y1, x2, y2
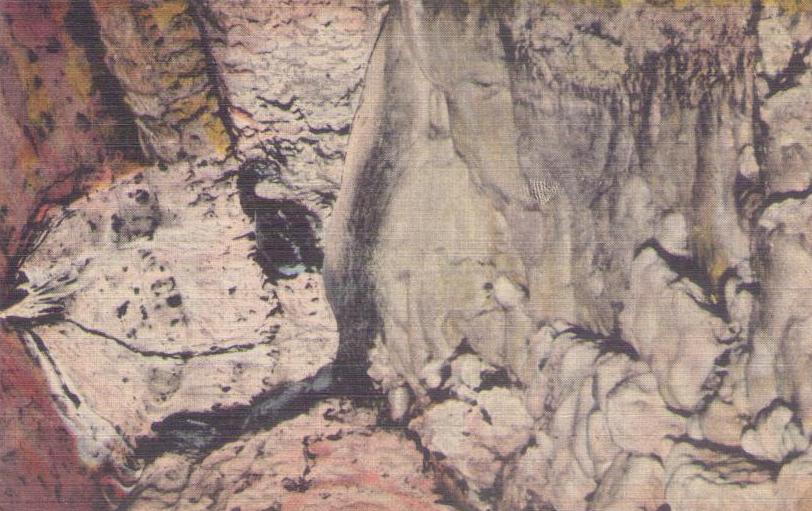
(0, 1, 142, 506)
(204, 0, 383, 191)
(12, 157, 337, 478)
(90, 0, 234, 161)
(129, 400, 452, 511)
(325, 1, 812, 509)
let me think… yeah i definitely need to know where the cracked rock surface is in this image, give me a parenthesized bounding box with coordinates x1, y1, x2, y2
(127, 400, 451, 511)
(325, 1, 812, 510)
(16, 158, 337, 472)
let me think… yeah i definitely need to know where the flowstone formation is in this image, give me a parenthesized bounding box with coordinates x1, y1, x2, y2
(2, 1, 812, 510)
(325, 1, 812, 510)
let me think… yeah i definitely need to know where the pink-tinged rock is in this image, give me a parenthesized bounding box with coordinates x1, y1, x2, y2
(130, 400, 453, 511)
(204, 0, 384, 190)
(0, 327, 111, 511)
(1, 2, 139, 509)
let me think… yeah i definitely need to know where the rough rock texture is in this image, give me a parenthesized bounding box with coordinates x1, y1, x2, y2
(204, 0, 383, 191)
(13, 157, 338, 474)
(0, 1, 141, 507)
(324, 1, 812, 510)
(90, 0, 234, 161)
(4, 1, 812, 511)
(126, 400, 452, 511)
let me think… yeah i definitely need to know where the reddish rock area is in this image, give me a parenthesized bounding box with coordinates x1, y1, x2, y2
(0, 327, 109, 510)
(0, 1, 138, 509)
(128, 400, 454, 511)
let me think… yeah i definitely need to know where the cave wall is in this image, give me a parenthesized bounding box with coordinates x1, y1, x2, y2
(2, 1, 812, 510)
(325, 1, 812, 510)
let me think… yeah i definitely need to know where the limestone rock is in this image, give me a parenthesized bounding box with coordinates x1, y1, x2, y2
(741, 403, 809, 462)
(132, 400, 452, 511)
(16, 159, 338, 466)
(410, 388, 533, 501)
(757, 7, 812, 196)
(91, 0, 232, 161)
(605, 372, 686, 457)
(204, 0, 384, 191)
(665, 442, 777, 511)
(621, 247, 730, 411)
(588, 454, 666, 511)
(777, 450, 812, 511)
(751, 196, 812, 429)
(6, 2, 812, 511)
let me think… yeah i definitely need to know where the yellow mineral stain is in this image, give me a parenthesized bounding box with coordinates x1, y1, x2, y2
(159, 72, 206, 93)
(16, 143, 39, 173)
(17, 145, 44, 194)
(6, 46, 52, 123)
(26, 85, 52, 125)
(204, 115, 231, 158)
(165, 92, 230, 157)
(692, 224, 729, 294)
(64, 38, 94, 101)
(709, 255, 729, 288)
(168, 92, 209, 122)
(148, 0, 188, 34)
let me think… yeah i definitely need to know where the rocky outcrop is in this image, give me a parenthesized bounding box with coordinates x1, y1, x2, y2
(0, 1, 142, 506)
(90, 0, 234, 161)
(126, 399, 451, 511)
(2, 2, 382, 509)
(13, 158, 337, 463)
(203, 0, 383, 190)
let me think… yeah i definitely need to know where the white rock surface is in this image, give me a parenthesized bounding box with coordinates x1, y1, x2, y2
(206, 0, 384, 191)
(18, 159, 337, 460)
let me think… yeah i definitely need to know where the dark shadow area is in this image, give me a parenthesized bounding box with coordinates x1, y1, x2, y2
(236, 159, 324, 283)
(132, 363, 379, 462)
(64, 0, 144, 162)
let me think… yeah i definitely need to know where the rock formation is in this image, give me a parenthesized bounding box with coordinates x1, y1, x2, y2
(2, 1, 812, 510)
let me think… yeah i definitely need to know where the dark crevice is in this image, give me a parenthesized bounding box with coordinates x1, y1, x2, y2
(0, 170, 90, 308)
(634, 238, 729, 321)
(61, 384, 81, 408)
(555, 324, 641, 361)
(128, 148, 386, 462)
(746, 0, 763, 37)
(187, 1, 239, 155)
(666, 435, 782, 477)
(574, 21, 622, 47)
(474, 367, 516, 392)
(133, 363, 379, 463)
(236, 159, 324, 283)
(402, 426, 484, 511)
(750, 398, 797, 426)
(63, 318, 279, 360)
(760, 38, 812, 99)
(307, 123, 351, 136)
(10, 329, 83, 412)
(758, 184, 812, 212)
(257, 95, 302, 113)
(134, 364, 332, 462)
(734, 172, 764, 226)
(748, 0, 770, 229)
(64, 0, 144, 162)
(376, 385, 417, 429)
